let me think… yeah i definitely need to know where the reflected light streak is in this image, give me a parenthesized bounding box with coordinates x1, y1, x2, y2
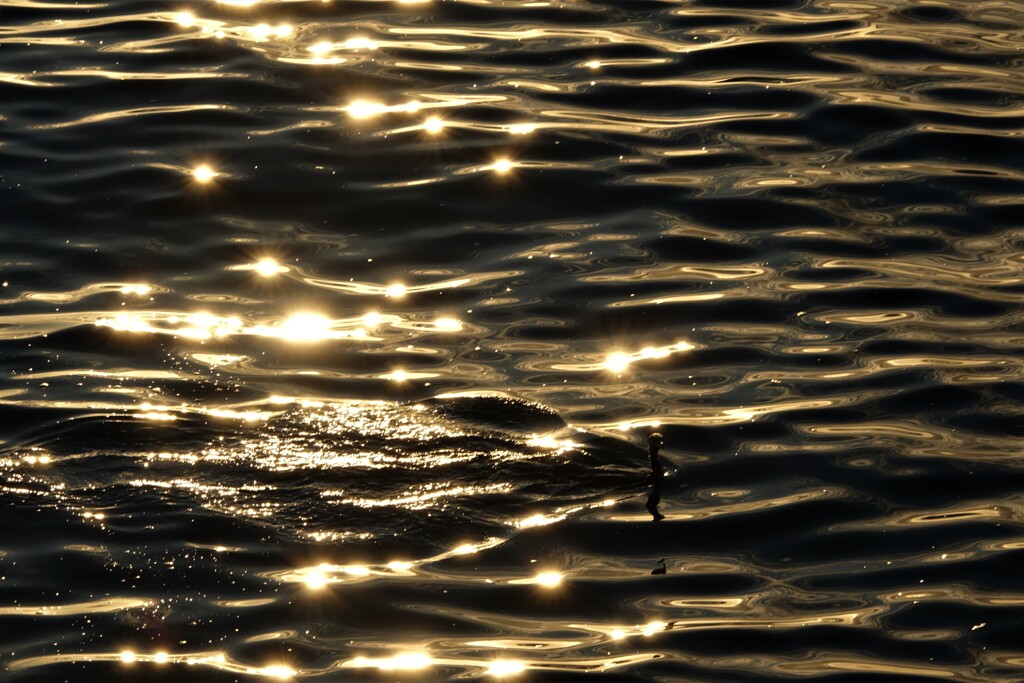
(175, 11, 195, 27)
(525, 571, 563, 588)
(346, 652, 433, 671)
(302, 567, 329, 590)
(279, 313, 332, 341)
(258, 664, 296, 679)
(516, 513, 566, 529)
(386, 283, 407, 298)
(536, 571, 563, 587)
(308, 41, 332, 55)
(604, 352, 630, 373)
(343, 37, 377, 50)
(434, 317, 461, 331)
(526, 433, 576, 453)
(387, 560, 414, 572)
(489, 157, 515, 174)
(642, 621, 668, 636)
(507, 123, 535, 135)
(582, 340, 696, 373)
(254, 258, 288, 277)
(423, 116, 445, 134)
(488, 660, 526, 677)
(191, 164, 218, 183)
(346, 100, 422, 120)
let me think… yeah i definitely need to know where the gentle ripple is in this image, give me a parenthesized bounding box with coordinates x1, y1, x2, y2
(2, 0, 1024, 680)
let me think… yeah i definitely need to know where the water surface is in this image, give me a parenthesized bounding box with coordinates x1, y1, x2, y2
(2, 0, 1024, 680)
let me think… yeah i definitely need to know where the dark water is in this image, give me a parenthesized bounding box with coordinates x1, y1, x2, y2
(2, 0, 1024, 679)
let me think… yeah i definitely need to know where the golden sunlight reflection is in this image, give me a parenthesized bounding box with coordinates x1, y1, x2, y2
(308, 41, 332, 56)
(346, 100, 422, 120)
(487, 660, 527, 677)
(94, 309, 379, 344)
(345, 652, 433, 671)
(253, 258, 288, 277)
(385, 282, 407, 298)
(247, 23, 291, 40)
(300, 565, 332, 590)
(191, 164, 218, 183)
(119, 284, 152, 296)
(342, 36, 378, 50)
(506, 123, 535, 135)
(604, 352, 630, 373)
(488, 157, 516, 175)
(552, 340, 696, 373)
(642, 621, 669, 637)
(509, 570, 563, 588)
(535, 571, 564, 588)
(174, 11, 195, 27)
(258, 664, 296, 679)
(12, 648, 307, 678)
(525, 433, 576, 453)
(515, 512, 566, 529)
(279, 313, 331, 341)
(423, 116, 445, 134)
(433, 317, 461, 331)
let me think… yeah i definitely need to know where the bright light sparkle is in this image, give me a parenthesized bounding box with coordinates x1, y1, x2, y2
(423, 116, 445, 134)
(253, 258, 288, 277)
(385, 283, 406, 298)
(604, 352, 630, 373)
(259, 664, 296, 679)
(120, 651, 136, 664)
(309, 41, 333, 55)
(281, 313, 332, 341)
(343, 36, 377, 50)
(192, 164, 217, 183)
(534, 571, 563, 587)
(490, 158, 515, 174)
(175, 11, 195, 27)
(507, 123, 535, 135)
(343, 565, 370, 576)
(642, 620, 668, 636)
(347, 100, 385, 120)
(434, 317, 461, 331)
(303, 568, 329, 590)
(487, 660, 526, 677)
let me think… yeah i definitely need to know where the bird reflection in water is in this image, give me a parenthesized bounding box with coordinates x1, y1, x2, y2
(645, 432, 665, 522)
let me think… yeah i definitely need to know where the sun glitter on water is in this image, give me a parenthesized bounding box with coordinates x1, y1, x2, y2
(191, 164, 218, 183)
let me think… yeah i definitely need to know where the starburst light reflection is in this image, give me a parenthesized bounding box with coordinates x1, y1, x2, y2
(191, 164, 218, 183)
(487, 660, 527, 677)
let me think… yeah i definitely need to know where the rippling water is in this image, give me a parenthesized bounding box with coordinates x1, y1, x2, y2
(3, 0, 1024, 679)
